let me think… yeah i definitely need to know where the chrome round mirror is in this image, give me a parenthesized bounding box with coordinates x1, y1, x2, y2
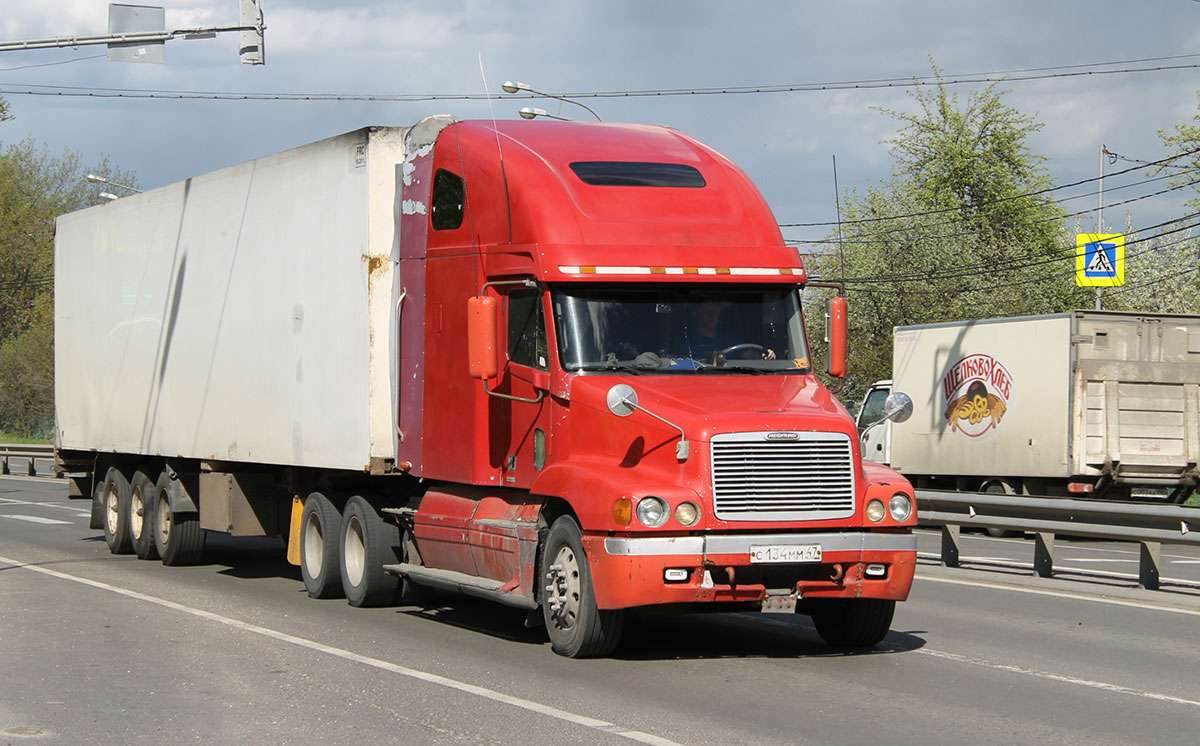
(606, 384, 638, 417)
(883, 391, 913, 424)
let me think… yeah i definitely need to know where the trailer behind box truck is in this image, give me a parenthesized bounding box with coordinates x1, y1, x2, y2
(857, 311, 1200, 504)
(57, 117, 918, 657)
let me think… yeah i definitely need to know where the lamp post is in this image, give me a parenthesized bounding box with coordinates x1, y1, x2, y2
(518, 106, 571, 121)
(86, 173, 141, 195)
(502, 81, 602, 122)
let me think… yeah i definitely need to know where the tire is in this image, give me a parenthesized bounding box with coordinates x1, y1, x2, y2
(808, 598, 895, 648)
(540, 516, 624, 658)
(89, 477, 105, 530)
(301, 491, 344, 599)
(983, 482, 1018, 538)
(340, 495, 401, 607)
(102, 467, 134, 555)
(129, 469, 160, 560)
(153, 471, 205, 566)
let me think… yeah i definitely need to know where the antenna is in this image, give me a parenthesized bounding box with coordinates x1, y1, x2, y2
(832, 155, 846, 285)
(478, 52, 513, 244)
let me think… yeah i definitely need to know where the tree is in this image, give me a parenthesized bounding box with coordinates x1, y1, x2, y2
(807, 64, 1087, 400)
(0, 95, 138, 437)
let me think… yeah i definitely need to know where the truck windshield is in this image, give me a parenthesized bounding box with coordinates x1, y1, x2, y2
(551, 284, 811, 374)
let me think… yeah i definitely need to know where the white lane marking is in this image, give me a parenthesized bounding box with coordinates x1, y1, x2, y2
(908, 647, 1200, 710)
(917, 573, 1200, 617)
(754, 613, 1200, 710)
(1171, 560, 1200, 565)
(2, 515, 71, 525)
(1060, 558, 1136, 563)
(0, 496, 90, 517)
(0, 554, 684, 746)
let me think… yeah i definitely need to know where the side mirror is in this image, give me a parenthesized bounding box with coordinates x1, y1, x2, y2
(882, 391, 913, 424)
(825, 296, 847, 378)
(467, 296, 498, 379)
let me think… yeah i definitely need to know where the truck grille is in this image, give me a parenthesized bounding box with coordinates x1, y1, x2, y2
(710, 432, 856, 521)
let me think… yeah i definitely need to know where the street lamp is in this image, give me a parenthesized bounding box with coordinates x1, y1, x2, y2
(519, 106, 571, 122)
(86, 173, 141, 195)
(502, 80, 602, 122)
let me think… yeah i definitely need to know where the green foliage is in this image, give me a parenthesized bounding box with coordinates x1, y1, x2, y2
(809, 64, 1090, 400)
(0, 95, 138, 437)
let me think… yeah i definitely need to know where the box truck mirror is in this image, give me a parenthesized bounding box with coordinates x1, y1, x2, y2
(467, 296, 499, 379)
(825, 296, 847, 378)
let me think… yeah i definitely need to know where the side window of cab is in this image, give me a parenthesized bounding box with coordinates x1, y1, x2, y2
(431, 169, 465, 230)
(508, 289, 548, 370)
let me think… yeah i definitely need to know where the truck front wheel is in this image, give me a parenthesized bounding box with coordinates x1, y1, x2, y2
(301, 492, 344, 599)
(540, 517, 624, 658)
(102, 467, 134, 555)
(807, 598, 895, 648)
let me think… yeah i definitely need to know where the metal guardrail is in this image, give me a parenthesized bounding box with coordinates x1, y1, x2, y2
(0, 444, 57, 478)
(917, 488, 1198, 591)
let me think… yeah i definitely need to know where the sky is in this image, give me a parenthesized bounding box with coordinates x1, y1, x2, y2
(3, 0, 1200, 250)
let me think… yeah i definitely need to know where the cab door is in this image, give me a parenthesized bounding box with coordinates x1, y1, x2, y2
(493, 286, 551, 487)
(857, 382, 893, 464)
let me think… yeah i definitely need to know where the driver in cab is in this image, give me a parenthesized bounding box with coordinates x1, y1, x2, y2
(677, 300, 775, 362)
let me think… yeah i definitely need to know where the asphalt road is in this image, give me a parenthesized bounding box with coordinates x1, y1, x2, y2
(2, 476, 1199, 746)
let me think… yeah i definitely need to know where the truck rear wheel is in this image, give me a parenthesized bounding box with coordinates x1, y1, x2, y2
(808, 598, 895, 648)
(340, 495, 401, 607)
(153, 471, 204, 566)
(301, 491, 344, 599)
(129, 469, 160, 560)
(102, 467, 134, 555)
(540, 516, 624, 658)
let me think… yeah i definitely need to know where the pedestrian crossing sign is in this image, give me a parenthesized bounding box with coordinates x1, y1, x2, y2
(1075, 233, 1125, 287)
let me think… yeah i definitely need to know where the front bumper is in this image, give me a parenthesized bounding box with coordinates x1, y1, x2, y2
(584, 530, 916, 610)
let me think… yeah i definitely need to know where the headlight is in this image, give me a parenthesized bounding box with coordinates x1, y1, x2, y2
(889, 493, 912, 522)
(674, 501, 701, 527)
(635, 496, 669, 527)
(866, 499, 886, 523)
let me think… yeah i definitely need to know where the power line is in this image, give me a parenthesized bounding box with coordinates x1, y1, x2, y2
(0, 53, 105, 72)
(784, 174, 1200, 246)
(3, 55, 1200, 102)
(779, 148, 1200, 228)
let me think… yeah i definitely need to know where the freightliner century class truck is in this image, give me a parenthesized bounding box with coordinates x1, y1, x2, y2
(55, 117, 917, 657)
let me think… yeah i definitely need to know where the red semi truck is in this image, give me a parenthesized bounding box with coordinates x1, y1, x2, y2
(55, 117, 917, 657)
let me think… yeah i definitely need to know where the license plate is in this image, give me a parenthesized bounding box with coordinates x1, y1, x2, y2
(749, 544, 822, 564)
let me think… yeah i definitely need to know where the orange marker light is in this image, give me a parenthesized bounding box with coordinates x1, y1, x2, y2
(612, 497, 632, 525)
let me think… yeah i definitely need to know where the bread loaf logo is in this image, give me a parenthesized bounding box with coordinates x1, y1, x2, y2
(942, 354, 1012, 438)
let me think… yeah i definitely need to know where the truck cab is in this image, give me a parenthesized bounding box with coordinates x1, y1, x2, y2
(857, 379, 894, 465)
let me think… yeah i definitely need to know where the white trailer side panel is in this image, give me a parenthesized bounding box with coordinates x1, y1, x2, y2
(56, 128, 407, 471)
(890, 314, 1073, 479)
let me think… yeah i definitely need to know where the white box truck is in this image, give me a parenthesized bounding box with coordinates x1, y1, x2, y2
(857, 311, 1200, 503)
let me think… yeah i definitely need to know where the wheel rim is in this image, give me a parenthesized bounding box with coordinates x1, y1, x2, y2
(156, 493, 172, 546)
(105, 485, 120, 535)
(344, 515, 366, 587)
(130, 488, 145, 539)
(303, 512, 324, 579)
(545, 544, 582, 631)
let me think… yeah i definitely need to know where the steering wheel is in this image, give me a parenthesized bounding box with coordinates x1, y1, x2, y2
(716, 343, 765, 359)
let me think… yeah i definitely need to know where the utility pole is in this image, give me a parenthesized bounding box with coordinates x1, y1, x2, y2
(0, 1, 265, 65)
(1096, 144, 1104, 310)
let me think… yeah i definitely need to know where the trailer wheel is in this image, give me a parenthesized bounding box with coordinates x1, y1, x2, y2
(129, 469, 160, 560)
(340, 495, 401, 607)
(540, 516, 624, 658)
(153, 471, 204, 566)
(90, 476, 105, 530)
(808, 598, 895, 648)
(301, 492, 344, 599)
(102, 467, 134, 555)
(983, 482, 1018, 538)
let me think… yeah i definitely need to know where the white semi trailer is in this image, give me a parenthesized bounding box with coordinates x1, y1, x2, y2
(858, 311, 1200, 504)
